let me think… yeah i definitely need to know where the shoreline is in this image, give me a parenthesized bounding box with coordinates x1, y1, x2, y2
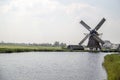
(0, 48, 120, 53)
(103, 54, 120, 80)
(0, 44, 120, 53)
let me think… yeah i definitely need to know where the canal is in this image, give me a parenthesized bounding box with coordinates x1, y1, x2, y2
(0, 52, 110, 80)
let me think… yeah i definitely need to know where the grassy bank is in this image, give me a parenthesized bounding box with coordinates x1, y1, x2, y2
(103, 54, 120, 80)
(0, 44, 91, 53)
(0, 44, 120, 53)
(0, 44, 65, 53)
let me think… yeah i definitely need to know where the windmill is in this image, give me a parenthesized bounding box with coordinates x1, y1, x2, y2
(79, 18, 106, 50)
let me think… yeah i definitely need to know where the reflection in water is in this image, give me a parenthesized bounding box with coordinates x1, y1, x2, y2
(0, 52, 108, 80)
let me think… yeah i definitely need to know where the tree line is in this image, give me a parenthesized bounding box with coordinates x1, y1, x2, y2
(0, 41, 67, 48)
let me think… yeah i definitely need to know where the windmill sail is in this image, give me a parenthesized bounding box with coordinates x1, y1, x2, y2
(79, 34, 90, 45)
(80, 20, 91, 31)
(94, 18, 106, 31)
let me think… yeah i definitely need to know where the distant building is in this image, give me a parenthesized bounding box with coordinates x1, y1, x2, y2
(102, 40, 120, 51)
(103, 40, 112, 49)
(111, 44, 119, 50)
(117, 44, 120, 51)
(67, 45, 84, 50)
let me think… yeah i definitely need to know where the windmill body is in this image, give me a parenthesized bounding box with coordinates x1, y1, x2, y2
(87, 30, 101, 50)
(79, 18, 106, 50)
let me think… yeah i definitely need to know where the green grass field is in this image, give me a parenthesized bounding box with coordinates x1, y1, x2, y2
(0, 44, 64, 53)
(0, 44, 91, 53)
(0, 44, 119, 53)
(103, 54, 120, 80)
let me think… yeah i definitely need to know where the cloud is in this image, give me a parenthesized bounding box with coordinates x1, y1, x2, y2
(0, 0, 59, 16)
(0, 0, 97, 16)
(65, 3, 96, 15)
(0, 0, 112, 44)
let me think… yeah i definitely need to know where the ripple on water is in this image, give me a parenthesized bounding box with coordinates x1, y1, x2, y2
(0, 52, 109, 80)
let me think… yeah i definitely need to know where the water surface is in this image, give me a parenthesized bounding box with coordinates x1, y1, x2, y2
(0, 52, 109, 80)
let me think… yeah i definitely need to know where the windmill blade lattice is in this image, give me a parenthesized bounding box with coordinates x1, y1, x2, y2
(80, 20, 91, 31)
(79, 34, 90, 45)
(94, 18, 106, 31)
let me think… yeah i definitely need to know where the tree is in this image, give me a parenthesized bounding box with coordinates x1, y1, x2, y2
(53, 41, 60, 47)
(60, 43, 66, 48)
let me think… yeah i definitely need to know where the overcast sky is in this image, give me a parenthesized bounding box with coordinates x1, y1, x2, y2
(0, 0, 120, 45)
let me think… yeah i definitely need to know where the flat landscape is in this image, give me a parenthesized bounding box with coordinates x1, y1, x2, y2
(0, 44, 64, 53)
(0, 44, 120, 53)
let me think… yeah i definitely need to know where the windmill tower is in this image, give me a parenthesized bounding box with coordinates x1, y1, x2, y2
(79, 18, 106, 50)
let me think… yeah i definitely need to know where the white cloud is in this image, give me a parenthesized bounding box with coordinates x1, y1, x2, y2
(1, 0, 118, 44)
(0, 0, 60, 16)
(65, 3, 96, 15)
(0, 0, 97, 16)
